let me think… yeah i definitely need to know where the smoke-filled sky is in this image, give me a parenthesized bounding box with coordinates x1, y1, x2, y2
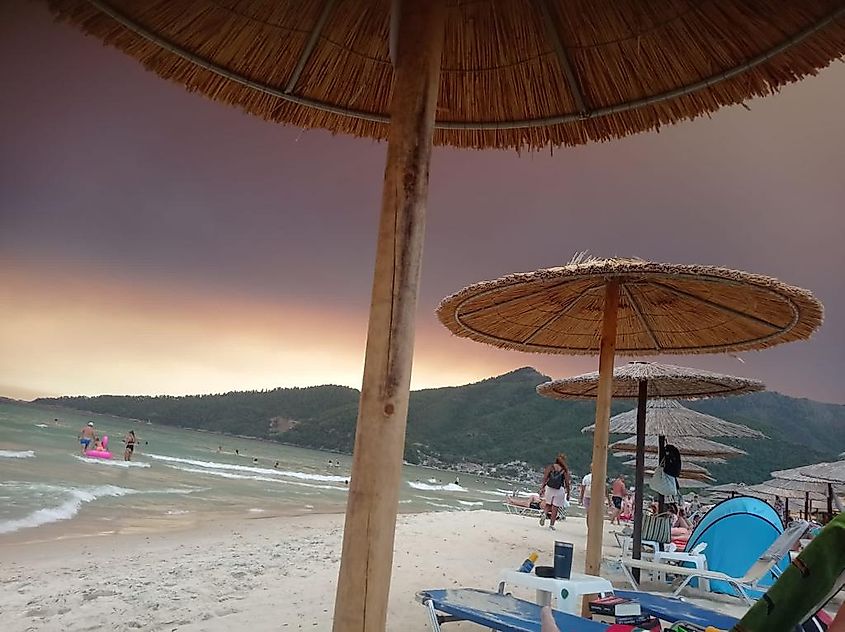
(1, 3, 844, 403)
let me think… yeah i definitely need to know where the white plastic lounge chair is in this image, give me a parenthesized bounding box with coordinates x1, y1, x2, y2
(616, 520, 810, 605)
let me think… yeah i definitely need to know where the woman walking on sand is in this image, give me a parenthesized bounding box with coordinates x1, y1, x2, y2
(539, 453, 571, 531)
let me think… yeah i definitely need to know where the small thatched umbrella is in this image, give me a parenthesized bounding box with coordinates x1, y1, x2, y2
(780, 463, 845, 519)
(621, 457, 715, 482)
(40, 2, 844, 627)
(438, 257, 821, 576)
(539, 362, 762, 566)
(708, 482, 750, 498)
(610, 435, 748, 459)
(746, 480, 828, 520)
(616, 451, 726, 464)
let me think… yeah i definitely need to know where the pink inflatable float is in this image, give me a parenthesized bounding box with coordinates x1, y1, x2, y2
(84, 435, 113, 460)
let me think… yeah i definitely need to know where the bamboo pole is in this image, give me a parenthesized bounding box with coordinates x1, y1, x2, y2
(332, 3, 445, 630)
(658, 435, 666, 513)
(585, 281, 620, 577)
(631, 379, 648, 582)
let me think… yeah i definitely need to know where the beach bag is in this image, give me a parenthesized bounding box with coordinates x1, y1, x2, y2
(641, 513, 672, 544)
(649, 465, 678, 497)
(663, 444, 682, 478)
(547, 468, 564, 489)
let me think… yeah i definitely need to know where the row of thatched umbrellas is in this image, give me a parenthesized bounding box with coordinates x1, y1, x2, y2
(43, 1, 844, 629)
(537, 362, 766, 565)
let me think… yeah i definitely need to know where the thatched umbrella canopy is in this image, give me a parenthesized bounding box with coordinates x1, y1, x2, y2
(676, 478, 712, 490)
(708, 482, 750, 498)
(581, 399, 767, 438)
(793, 462, 845, 518)
(41, 1, 843, 627)
(615, 451, 726, 464)
(438, 257, 820, 576)
(746, 481, 827, 520)
(43, 1, 845, 151)
(538, 361, 764, 400)
(798, 461, 845, 485)
(770, 468, 844, 518)
(610, 435, 747, 458)
(622, 457, 715, 482)
(539, 362, 761, 566)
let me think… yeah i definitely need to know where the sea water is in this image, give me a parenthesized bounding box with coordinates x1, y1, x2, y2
(0, 401, 518, 538)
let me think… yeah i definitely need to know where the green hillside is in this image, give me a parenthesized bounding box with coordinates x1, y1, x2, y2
(33, 367, 844, 483)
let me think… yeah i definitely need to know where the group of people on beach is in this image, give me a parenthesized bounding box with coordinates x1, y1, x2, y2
(528, 454, 696, 540)
(77, 421, 140, 461)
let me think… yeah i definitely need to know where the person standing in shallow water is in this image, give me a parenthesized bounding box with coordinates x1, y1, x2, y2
(539, 453, 571, 531)
(123, 430, 138, 461)
(78, 421, 95, 454)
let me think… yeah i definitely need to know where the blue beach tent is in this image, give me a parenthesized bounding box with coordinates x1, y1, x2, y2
(686, 495, 788, 597)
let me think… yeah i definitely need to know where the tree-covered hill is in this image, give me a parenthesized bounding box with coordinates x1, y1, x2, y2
(34, 367, 844, 483)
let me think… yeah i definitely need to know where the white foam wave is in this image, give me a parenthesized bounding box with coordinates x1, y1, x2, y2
(457, 500, 484, 506)
(0, 485, 130, 535)
(147, 454, 347, 483)
(35, 424, 49, 428)
(73, 456, 150, 468)
(424, 501, 461, 510)
(0, 485, 198, 535)
(408, 481, 467, 492)
(163, 464, 347, 492)
(0, 450, 35, 459)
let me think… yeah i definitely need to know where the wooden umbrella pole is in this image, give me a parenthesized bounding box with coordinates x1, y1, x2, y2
(585, 281, 620, 577)
(631, 379, 648, 582)
(805, 491, 810, 520)
(658, 435, 666, 513)
(828, 483, 834, 522)
(332, 3, 445, 631)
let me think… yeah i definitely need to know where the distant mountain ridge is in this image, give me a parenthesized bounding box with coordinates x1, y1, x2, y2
(34, 367, 845, 484)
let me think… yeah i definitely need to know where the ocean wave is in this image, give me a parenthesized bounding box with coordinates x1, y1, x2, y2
(0, 450, 35, 459)
(73, 456, 150, 468)
(408, 481, 467, 492)
(457, 500, 484, 506)
(0, 485, 131, 535)
(424, 501, 461, 510)
(163, 464, 348, 492)
(146, 454, 347, 483)
(0, 485, 198, 535)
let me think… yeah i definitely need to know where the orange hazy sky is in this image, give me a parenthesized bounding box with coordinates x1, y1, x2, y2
(1, 3, 844, 403)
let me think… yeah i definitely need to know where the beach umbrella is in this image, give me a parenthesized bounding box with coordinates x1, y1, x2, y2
(615, 451, 726, 464)
(708, 482, 750, 498)
(438, 257, 821, 576)
(540, 364, 762, 566)
(676, 478, 711, 490)
(621, 457, 715, 482)
(610, 435, 748, 458)
(786, 462, 845, 518)
(41, 2, 844, 628)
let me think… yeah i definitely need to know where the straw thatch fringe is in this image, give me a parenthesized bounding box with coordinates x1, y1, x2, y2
(798, 460, 845, 484)
(746, 481, 828, 502)
(610, 434, 748, 458)
(43, 0, 845, 151)
(622, 456, 713, 476)
(537, 361, 765, 400)
(580, 399, 766, 439)
(436, 258, 823, 356)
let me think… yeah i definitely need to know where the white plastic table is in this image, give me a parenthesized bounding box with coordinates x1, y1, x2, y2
(497, 569, 614, 615)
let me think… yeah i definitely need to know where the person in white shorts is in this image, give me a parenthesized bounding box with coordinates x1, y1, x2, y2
(539, 453, 571, 531)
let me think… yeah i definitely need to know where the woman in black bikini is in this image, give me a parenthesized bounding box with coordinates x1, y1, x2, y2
(123, 430, 138, 461)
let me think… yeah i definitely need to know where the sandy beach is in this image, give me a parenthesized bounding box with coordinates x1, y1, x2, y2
(0, 509, 755, 631)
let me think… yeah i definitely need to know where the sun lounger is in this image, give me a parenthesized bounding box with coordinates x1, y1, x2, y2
(616, 520, 810, 604)
(503, 498, 565, 521)
(417, 589, 607, 632)
(613, 590, 739, 629)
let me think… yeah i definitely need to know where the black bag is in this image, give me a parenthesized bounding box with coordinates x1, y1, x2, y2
(547, 468, 564, 489)
(663, 444, 682, 478)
